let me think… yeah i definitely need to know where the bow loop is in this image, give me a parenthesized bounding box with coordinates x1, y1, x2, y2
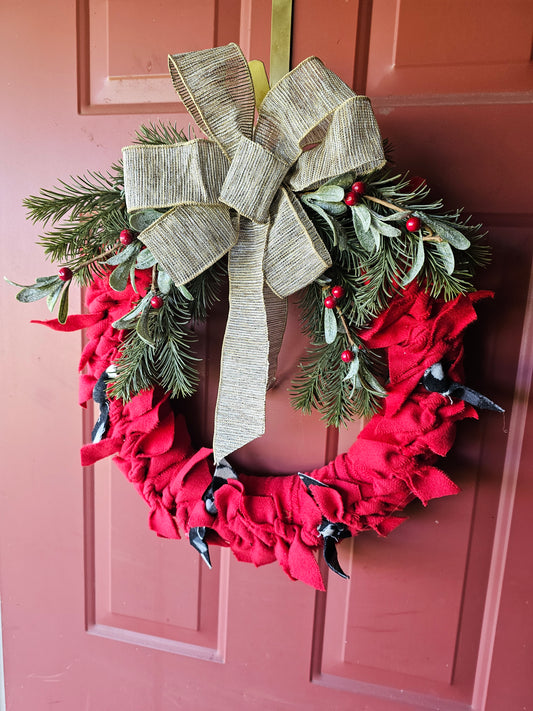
(264, 188, 331, 298)
(168, 44, 255, 159)
(287, 96, 385, 192)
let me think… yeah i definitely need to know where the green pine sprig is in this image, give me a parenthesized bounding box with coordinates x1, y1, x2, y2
(109, 283, 201, 401)
(292, 164, 490, 424)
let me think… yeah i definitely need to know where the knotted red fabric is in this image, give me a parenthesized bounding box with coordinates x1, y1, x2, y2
(36, 272, 486, 590)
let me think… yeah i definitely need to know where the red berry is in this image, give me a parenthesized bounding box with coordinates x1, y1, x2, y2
(120, 229, 134, 245)
(344, 192, 358, 206)
(351, 181, 366, 195)
(331, 285, 345, 300)
(405, 216, 421, 232)
(341, 349, 354, 363)
(150, 295, 164, 309)
(58, 267, 73, 281)
(324, 295, 337, 309)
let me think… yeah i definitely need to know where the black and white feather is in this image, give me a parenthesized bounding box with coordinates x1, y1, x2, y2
(423, 362, 504, 412)
(91, 365, 118, 443)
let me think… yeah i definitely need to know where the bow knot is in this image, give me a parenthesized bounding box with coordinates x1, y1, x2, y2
(219, 136, 289, 223)
(122, 43, 385, 462)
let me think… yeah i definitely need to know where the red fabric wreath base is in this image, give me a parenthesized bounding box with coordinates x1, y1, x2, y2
(35, 270, 489, 590)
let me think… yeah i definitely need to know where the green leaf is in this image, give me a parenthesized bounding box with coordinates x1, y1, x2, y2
(372, 215, 401, 238)
(112, 294, 152, 330)
(129, 208, 164, 233)
(129, 260, 138, 293)
(157, 269, 174, 294)
(401, 237, 425, 286)
(36, 275, 62, 286)
(354, 204, 372, 232)
(324, 171, 355, 189)
(105, 241, 140, 265)
(15, 283, 57, 303)
(308, 185, 345, 203)
(422, 215, 471, 250)
(135, 301, 155, 347)
(5, 276, 32, 288)
(343, 352, 360, 381)
(367, 209, 405, 222)
(351, 207, 374, 252)
(324, 306, 338, 344)
(177, 283, 194, 300)
(434, 240, 455, 275)
(358, 369, 387, 397)
(46, 282, 63, 312)
(135, 248, 157, 270)
(302, 198, 345, 246)
(57, 281, 71, 324)
(370, 225, 382, 251)
(322, 202, 348, 216)
(109, 255, 137, 291)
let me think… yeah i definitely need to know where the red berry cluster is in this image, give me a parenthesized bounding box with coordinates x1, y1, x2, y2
(344, 180, 366, 206)
(323, 285, 345, 309)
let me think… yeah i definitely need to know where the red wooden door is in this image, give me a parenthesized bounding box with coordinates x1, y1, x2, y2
(1, 1, 532, 709)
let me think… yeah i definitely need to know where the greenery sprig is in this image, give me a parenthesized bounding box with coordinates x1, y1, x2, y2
(9, 123, 488, 428)
(9, 122, 223, 402)
(292, 166, 489, 426)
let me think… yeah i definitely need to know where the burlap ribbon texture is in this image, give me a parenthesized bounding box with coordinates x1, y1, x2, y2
(122, 43, 385, 463)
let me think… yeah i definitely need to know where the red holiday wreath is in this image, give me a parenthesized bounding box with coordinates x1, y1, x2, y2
(10, 44, 502, 589)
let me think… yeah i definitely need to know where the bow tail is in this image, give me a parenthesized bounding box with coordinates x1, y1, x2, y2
(213, 219, 271, 462)
(264, 284, 287, 389)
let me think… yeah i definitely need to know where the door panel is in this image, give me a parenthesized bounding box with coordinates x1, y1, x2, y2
(1, 1, 532, 709)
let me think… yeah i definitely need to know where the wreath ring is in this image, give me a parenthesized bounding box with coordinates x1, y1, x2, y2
(13, 45, 503, 589)
(39, 274, 491, 590)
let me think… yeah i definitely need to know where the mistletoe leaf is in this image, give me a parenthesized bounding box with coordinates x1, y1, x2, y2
(324, 307, 338, 344)
(135, 300, 155, 347)
(57, 280, 71, 324)
(46, 282, 64, 312)
(324, 171, 356, 189)
(422, 215, 471, 250)
(36, 275, 62, 286)
(5, 277, 33, 288)
(129, 208, 164, 233)
(135, 248, 157, 270)
(354, 203, 372, 232)
(109, 255, 137, 291)
(434, 240, 455, 275)
(401, 237, 425, 287)
(358, 369, 387, 397)
(105, 241, 141, 265)
(372, 215, 402, 238)
(302, 195, 346, 244)
(367, 208, 406, 222)
(368, 224, 382, 251)
(343, 353, 360, 381)
(308, 185, 345, 203)
(177, 283, 194, 300)
(129, 261, 138, 293)
(15, 282, 58, 303)
(112, 293, 152, 330)
(351, 207, 375, 253)
(157, 269, 174, 294)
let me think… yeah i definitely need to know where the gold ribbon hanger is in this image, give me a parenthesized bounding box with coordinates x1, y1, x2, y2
(122, 43, 385, 463)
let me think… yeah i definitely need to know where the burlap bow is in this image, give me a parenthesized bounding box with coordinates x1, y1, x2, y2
(122, 43, 384, 463)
